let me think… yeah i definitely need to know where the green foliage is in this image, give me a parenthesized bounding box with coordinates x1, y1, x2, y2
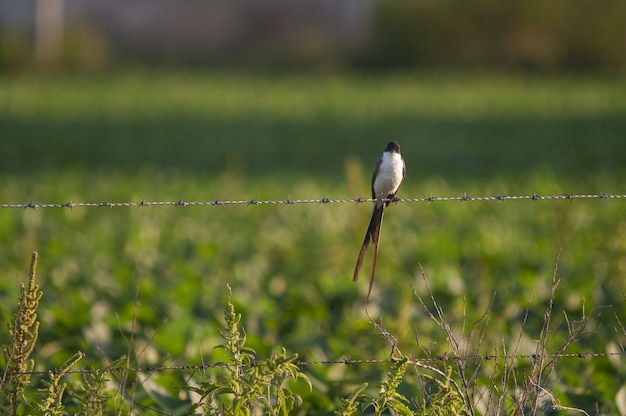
(0, 253, 113, 416)
(36, 352, 84, 416)
(337, 349, 469, 415)
(1, 71, 626, 180)
(71, 365, 114, 416)
(188, 290, 311, 415)
(1, 252, 42, 415)
(420, 366, 468, 416)
(1, 72, 625, 414)
(363, 358, 412, 416)
(336, 383, 368, 416)
(337, 360, 415, 416)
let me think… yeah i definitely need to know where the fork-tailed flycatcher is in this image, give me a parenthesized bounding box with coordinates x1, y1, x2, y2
(353, 140, 406, 299)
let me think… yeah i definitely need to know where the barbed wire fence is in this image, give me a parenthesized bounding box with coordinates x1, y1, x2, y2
(1, 192, 626, 210)
(3, 351, 624, 377)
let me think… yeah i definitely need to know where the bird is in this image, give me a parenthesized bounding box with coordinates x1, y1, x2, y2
(353, 140, 406, 299)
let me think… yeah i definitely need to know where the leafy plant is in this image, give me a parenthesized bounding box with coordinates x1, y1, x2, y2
(364, 357, 412, 416)
(71, 364, 115, 416)
(36, 352, 84, 416)
(420, 366, 469, 416)
(338, 314, 469, 416)
(188, 286, 311, 415)
(1, 252, 43, 415)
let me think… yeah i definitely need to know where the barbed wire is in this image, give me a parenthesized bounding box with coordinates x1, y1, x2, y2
(4, 350, 624, 376)
(1, 192, 625, 210)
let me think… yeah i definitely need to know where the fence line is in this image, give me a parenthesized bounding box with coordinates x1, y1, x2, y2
(1, 192, 626, 210)
(4, 350, 624, 376)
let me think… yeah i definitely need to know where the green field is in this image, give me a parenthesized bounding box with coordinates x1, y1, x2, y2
(1, 71, 626, 414)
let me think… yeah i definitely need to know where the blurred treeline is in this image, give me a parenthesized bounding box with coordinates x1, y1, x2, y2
(367, 0, 626, 70)
(1, 0, 625, 72)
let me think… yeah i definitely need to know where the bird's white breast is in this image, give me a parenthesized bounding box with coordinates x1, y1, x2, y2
(373, 151, 404, 197)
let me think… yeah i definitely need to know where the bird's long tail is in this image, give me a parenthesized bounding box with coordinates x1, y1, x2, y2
(353, 204, 385, 295)
(367, 208, 383, 299)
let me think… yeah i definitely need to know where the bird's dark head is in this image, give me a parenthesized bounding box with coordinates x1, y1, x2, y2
(385, 141, 401, 153)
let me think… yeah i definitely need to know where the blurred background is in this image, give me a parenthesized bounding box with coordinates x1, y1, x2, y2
(1, 1, 626, 414)
(1, 0, 626, 177)
(1, 0, 626, 71)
